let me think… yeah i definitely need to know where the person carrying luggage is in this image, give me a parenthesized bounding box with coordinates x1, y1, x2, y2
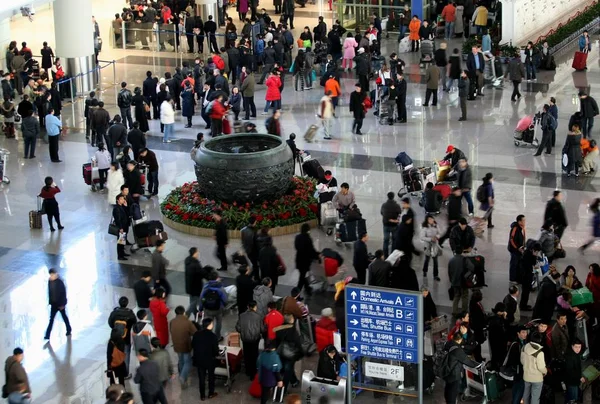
(543, 190, 568, 241)
(256, 340, 284, 404)
(578, 91, 599, 139)
(521, 332, 548, 404)
(332, 183, 355, 213)
(442, 332, 482, 404)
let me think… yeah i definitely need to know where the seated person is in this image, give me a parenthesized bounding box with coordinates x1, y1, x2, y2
(582, 138, 598, 174)
(332, 182, 355, 212)
(317, 170, 338, 203)
(422, 182, 443, 213)
(344, 204, 362, 222)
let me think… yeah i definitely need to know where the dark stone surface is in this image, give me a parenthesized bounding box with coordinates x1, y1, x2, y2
(192, 133, 294, 203)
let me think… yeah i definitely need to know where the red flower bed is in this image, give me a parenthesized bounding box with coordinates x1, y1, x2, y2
(161, 176, 318, 230)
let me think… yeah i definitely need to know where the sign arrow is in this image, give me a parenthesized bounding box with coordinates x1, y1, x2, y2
(352, 332, 358, 340)
(350, 319, 358, 326)
(350, 346, 358, 353)
(351, 304, 357, 313)
(350, 291, 357, 300)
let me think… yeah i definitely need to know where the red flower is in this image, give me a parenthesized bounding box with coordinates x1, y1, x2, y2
(182, 213, 190, 221)
(255, 215, 264, 222)
(309, 204, 318, 213)
(192, 213, 201, 220)
(298, 208, 307, 217)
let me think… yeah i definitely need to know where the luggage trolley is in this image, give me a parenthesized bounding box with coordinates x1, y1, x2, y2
(301, 370, 347, 403)
(0, 148, 10, 184)
(215, 345, 242, 393)
(462, 362, 489, 403)
(424, 315, 449, 356)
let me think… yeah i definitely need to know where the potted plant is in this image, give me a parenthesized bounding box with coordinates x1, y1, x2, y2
(462, 37, 480, 60)
(498, 43, 519, 63)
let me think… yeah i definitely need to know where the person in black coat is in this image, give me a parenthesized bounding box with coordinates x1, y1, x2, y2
(466, 46, 485, 97)
(124, 162, 143, 202)
(423, 287, 438, 323)
(439, 187, 463, 247)
(213, 210, 228, 272)
(112, 194, 130, 260)
(316, 346, 340, 380)
(532, 269, 561, 324)
(468, 290, 486, 361)
(107, 328, 128, 386)
(395, 73, 407, 123)
(543, 190, 568, 240)
(127, 123, 147, 160)
(349, 85, 367, 135)
(259, 238, 281, 293)
(393, 214, 420, 264)
(143, 71, 158, 119)
(44, 268, 72, 339)
(519, 242, 540, 311)
(443, 333, 481, 404)
(487, 302, 508, 370)
(563, 340, 585, 403)
(353, 232, 370, 284)
(294, 223, 320, 295)
(192, 318, 220, 400)
(185, 247, 207, 317)
(235, 265, 256, 315)
(132, 87, 149, 133)
(390, 259, 419, 291)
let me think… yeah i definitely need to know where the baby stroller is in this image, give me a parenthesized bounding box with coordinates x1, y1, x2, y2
(514, 114, 539, 147)
(420, 40, 435, 67)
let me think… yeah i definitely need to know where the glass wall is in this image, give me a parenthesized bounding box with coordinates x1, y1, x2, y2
(335, 0, 430, 33)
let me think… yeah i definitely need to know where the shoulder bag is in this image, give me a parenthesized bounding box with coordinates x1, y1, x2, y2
(108, 218, 120, 237)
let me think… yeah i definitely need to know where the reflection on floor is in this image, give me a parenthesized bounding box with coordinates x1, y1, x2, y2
(1, 0, 599, 403)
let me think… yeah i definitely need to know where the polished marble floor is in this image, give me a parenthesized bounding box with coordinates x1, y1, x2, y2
(1, 1, 599, 403)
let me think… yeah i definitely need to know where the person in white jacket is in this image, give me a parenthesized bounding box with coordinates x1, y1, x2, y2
(421, 214, 441, 281)
(521, 332, 548, 404)
(160, 96, 175, 143)
(107, 162, 125, 205)
(94, 142, 112, 192)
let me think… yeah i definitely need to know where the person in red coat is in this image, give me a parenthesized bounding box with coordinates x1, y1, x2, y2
(315, 308, 337, 352)
(149, 287, 170, 347)
(263, 71, 282, 115)
(264, 301, 284, 341)
(586, 263, 600, 322)
(209, 93, 227, 137)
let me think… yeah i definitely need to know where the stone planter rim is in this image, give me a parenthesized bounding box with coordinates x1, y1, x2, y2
(200, 133, 288, 158)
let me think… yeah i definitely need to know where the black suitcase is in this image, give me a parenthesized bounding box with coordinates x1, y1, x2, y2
(339, 219, 367, 242)
(423, 355, 435, 391)
(404, 169, 423, 192)
(135, 220, 164, 238)
(302, 159, 325, 182)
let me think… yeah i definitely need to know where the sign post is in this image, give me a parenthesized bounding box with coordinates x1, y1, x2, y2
(344, 284, 423, 402)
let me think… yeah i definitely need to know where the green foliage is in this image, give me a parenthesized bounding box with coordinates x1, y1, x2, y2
(537, 2, 600, 48)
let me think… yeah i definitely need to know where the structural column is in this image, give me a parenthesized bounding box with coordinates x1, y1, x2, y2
(500, 0, 515, 45)
(53, 0, 96, 93)
(0, 18, 11, 71)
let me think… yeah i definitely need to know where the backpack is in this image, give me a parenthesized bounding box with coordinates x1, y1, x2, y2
(110, 341, 126, 368)
(462, 257, 478, 288)
(476, 184, 487, 203)
(435, 345, 458, 379)
(546, 114, 557, 131)
(113, 319, 128, 339)
(395, 152, 413, 167)
(202, 288, 221, 311)
(205, 100, 215, 114)
(132, 323, 152, 352)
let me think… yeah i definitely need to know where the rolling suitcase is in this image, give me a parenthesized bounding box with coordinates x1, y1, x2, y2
(304, 124, 319, 142)
(272, 385, 285, 402)
(484, 371, 502, 401)
(320, 201, 338, 227)
(572, 51, 588, 71)
(29, 210, 43, 229)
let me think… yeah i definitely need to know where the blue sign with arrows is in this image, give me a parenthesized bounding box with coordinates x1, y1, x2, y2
(345, 285, 420, 363)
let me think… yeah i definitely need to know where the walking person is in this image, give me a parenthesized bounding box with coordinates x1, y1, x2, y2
(199, 272, 228, 341)
(181, 82, 195, 128)
(160, 96, 175, 143)
(434, 42, 449, 91)
(39, 177, 64, 231)
(21, 110, 39, 159)
(274, 314, 303, 390)
(138, 148, 159, 197)
(117, 82, 134, 129)
(127, 122, 147, 160)
(508, 214, 526, 286)
(441, 2, 457, 39)
(151, 240, 171, 296)
(578, 198, 600, 253)
(319, 91, 334, 140)
(395, 73, 407, 123)
(534, 104, 558, 156)
(442, 333, 482, 404)
(94, 143, 111, 193)
(505, 53, 525, 101)
(213, 209, 228, 271)
(112, 194, 130, 261)
(457, 159, 474, 215)
(466, 45, 484, 98)
(421, 215, 441, 281)
(448, 248, 473, 316)
(457, 70, 469, 121)
(349, 83, 366, 135)
(256, 340, 283, 404)
(107, 328, 128, 386)
(579, 91, 599, 139)
(241, 69, 256, 120)
(192, 318, 220, 400)
(235, 301, 264, 380)
(44, 268, 72, 340)
(107, 115, 127, 161)
(294, 223, 320, 295)
(241, 218, 259, 280)
(45, 107, 62, 162)
(170, 306, 197, 387)
(184, 247, 206, 317)
(447, 48, 461, 91)
(423, 63, 440, 107)
(544, 190, 568, 240)
(134, 349, 168, 404)
(564, 124, 583, 177)
(381, 191, 401, 257)
(108, 296, 136, 377)
(149, 288, 170, 348)
(479, 173, 494, 228)
(3, 348, 31, 398)
(549, 97, 558, 147)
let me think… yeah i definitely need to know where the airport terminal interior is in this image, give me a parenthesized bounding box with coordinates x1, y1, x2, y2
(0, 0, 599, 403)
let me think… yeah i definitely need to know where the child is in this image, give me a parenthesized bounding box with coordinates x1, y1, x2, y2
(131, 309, 156, 354)
(421, 214, 441, 281)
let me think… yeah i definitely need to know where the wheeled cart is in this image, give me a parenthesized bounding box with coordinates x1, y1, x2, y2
(215, 345, 242, 393)
(301, 370, 347, 403)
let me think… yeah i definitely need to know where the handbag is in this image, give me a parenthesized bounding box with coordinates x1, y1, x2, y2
(277, 340, 300, 361)
(276, 254, 287, 276)
(37, 196, 46, 215)
(108, 220, 120, 236)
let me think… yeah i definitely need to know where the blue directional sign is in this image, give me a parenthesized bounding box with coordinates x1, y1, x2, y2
(345, 285, 421, 363)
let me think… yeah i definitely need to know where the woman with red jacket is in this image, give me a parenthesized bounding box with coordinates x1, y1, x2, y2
(149, 287, 170, 347)
(209, 93, 227, 137)
(586, 263, 600, 322)
(315, 308, 337, 352)
(39, 176, 64, 231)
(262, 71, 282, 115)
